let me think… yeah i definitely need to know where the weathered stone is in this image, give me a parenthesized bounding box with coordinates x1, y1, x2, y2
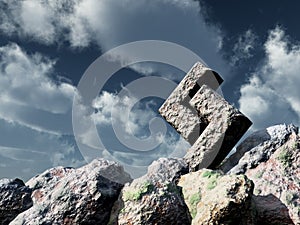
(4, 124, 300, 224)
(184, 84, 252, 170)
(178, 169, 255, 225)
(220, 124, 298, 173)
(26, 166, 74, 194)
(253, 195, 295, 225)
(0, 178, 32, 225)
(159, 62, 223, 144)
(114, 158, 191, 225)
(159, 62, 252, 171)
(246, 135, 299, 224)
(10, 159, 132, 225)
(221, 124, 300, 224)
(146, 157, 189, 184)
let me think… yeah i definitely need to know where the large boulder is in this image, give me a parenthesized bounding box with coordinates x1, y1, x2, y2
(221, 124, 299, 224)
(178, 169, 255, 225)
(220, 124, 298, 174)
(10, 159, 132, 225)
(113, 158, 191, 225)
(0, 178, 32, 225)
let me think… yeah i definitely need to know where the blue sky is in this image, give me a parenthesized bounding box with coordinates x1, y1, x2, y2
(0, 0, 300, 180)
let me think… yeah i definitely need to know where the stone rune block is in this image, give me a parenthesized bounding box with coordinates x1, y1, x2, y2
(159, 62, 252, 171)
(185, 84, 252, 170)
(159, 62, 223, 144)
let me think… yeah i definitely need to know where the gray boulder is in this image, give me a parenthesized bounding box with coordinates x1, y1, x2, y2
(0, 178, 32, 225)
(113, 158, 191, 225)
(10, 159, 132, 225)
(178, 169, 255, 225)
(221, 124, 299, 224)
(220, 124, 298, 174)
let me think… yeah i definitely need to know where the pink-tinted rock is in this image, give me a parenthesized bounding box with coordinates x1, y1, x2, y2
(0, 178, 32, 225)
(222, 124, 300, 224)
(114, 158, 191, 225)
(10, 159, 132, 225)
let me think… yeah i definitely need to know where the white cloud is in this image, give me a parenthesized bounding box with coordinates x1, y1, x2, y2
(0, 0, 229, 77)
(0, 43, 83, 180)
(20, 1, 56, 44)
(239, 27, 300, 130)
(92, 91, 157, 136)
(0, 43, 75, 134)
(74, 90, 190, 178)
(0, 0, 72, 44)
(92, 91, 119, 126)
(0, 0, 229, 179)
(0, 146, 48, 162)
(231, 29, 258, 65)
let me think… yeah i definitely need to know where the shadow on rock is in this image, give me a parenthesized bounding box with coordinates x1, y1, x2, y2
(253, 194, 294, 225)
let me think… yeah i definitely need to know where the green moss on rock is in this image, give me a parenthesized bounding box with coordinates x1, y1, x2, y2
(123, 181, 154, 201)
(189, 192, 201, 219)
(201, 170, 221, 190)
(277, 148, 293, 168)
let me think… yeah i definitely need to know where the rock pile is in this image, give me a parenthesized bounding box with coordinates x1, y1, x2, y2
(114, 158, 191, 225)
(9, 159, 131, 225)
(0, 124, 299, 224)
(221, 124, 299, 224)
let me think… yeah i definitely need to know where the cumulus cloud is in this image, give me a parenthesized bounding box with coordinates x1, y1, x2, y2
(231, 29, 258, 65)
(0, 43, 75, 134)
(0, 0, 228, 77)
(0, 0, 229, 179)
(92, 90, 189, 151)
(74, 90, 190, 177)
(239, 27, 300, 130)
(20, 1, 56, 43)
(0, 42, 83, 180)
(92, 91, 158, 137)
(0, 0, 72, 44)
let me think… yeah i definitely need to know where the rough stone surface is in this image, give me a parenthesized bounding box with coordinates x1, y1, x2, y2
(3, 124, 300, 224)
(221, 124, 300, 224)
(178, 169, 255, 225)
(253, 195, 295, 225)
(159, 62, 223, 145)
(245, 134, 300, 224)
(10, 159, 132, 225)
(0, 178, 32, 225)
(184, 84, 252, 171)
(159, 62, 251, 171)
(220, 124, 298, 174)
(114, 158, 191, 225)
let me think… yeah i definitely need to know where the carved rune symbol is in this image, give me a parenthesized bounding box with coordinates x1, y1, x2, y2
(159, 62, 252, 171)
